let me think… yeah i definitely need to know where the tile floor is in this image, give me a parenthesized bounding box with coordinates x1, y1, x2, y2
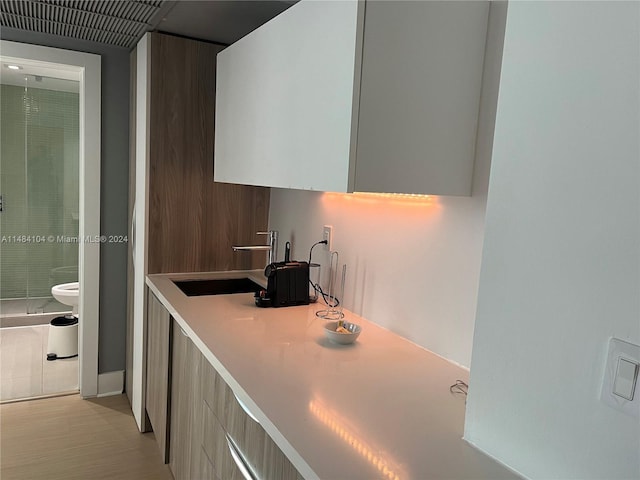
(0, 325, 78, 402)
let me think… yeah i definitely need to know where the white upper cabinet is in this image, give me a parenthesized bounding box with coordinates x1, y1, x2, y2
(215, 0, 489, 195)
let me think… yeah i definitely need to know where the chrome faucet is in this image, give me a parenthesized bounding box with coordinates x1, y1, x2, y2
(232, 231, 279, 267)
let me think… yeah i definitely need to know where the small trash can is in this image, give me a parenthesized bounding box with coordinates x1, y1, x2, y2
(47, 315, 78, 361)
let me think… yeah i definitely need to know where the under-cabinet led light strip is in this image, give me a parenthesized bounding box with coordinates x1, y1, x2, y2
(353, 192, 431, 199)
(323, 191, 437, 207)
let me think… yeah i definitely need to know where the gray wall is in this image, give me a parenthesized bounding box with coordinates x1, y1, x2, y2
(1, 27, 130, 373)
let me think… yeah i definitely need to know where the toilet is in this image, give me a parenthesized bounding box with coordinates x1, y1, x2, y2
(48, 282, 79, 361)
(51, 281, 79, 315)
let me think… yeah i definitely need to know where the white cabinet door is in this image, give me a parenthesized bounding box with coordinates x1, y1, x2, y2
(215, 0, 489, 196)
(354, 0, 489, 195)
(215, 0, 361, 192)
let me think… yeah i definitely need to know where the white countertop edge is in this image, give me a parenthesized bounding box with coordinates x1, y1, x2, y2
(146, 272, 320, 480)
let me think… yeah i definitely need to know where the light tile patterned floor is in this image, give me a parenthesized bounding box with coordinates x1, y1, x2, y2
(0, 325, 78, 402)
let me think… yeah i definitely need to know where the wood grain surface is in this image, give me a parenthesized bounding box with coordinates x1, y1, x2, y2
(147, 33, 270, 274)
(201, 349, 304, 480)
(145, 292, 171, 462)
(169, 319, 203, 480)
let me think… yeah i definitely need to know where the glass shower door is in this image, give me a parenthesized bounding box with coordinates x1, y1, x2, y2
(0, 82, 29, 316)
(0, 76, 79, 315)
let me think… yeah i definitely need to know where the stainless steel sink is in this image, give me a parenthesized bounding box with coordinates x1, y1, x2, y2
(173, 278, 263, 297)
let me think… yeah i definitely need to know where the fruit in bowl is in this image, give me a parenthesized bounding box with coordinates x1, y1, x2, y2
(324, 321, 362, 345)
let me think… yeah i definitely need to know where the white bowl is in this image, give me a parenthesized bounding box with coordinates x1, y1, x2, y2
(324, 321, 362, 345)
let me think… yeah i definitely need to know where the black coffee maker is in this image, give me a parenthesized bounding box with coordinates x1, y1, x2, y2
(255, 261, 310, 307)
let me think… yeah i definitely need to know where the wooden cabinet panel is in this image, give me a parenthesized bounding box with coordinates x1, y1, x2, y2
(198, 445, 221, 480)
(145, 291, 171, 462)
(237, 413, 265, 477)
(202, 358, 229, 423)
(169, 320, 200, 480)
(202, 359, 304, 480)
(202, 400, 245, 480)
(224, 389, 250, 449)
(147, 32, 270, 274)
(129, 30, 270, 433)
(188, 339, 205, 478)
(166, 315, 304, 479)
(261, 435, 306, 480)
(237, 409, 304, 480)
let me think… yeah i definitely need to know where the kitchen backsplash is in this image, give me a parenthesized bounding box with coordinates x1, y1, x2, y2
(269, 187, 489, 368)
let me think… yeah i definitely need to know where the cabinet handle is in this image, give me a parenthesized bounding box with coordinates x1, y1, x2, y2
(233, 391, 260, 424)
(226, 433, 257, 480)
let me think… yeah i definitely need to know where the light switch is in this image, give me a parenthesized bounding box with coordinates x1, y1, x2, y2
(601, 338, 640, 417)
(613, 357, 639, 401)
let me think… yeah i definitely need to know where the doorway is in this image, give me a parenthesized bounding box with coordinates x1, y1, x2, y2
(0, 68, 80, 401)
(0, 40, 101, 398)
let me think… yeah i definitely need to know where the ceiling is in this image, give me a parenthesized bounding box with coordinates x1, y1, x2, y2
(0, 0, 296, 50)
(157, 1, 295, 46)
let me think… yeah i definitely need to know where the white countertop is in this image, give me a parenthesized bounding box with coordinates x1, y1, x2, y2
(147, 271, 518, 480)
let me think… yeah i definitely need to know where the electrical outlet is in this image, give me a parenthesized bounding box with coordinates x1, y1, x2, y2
(322, 225, 333, 251)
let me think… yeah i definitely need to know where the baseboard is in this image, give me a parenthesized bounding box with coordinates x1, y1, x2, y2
(97, 370, 124, 397)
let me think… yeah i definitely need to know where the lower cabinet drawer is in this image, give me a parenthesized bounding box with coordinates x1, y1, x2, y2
(226, 395, 304, 480)
(202, 400, 245, 480)
(202, 359, 230, 422)
(197, 445, 218, 480)
(260, 432, 304, 480)
(224, 385, 253, 445)
(201, 358, 304, 480)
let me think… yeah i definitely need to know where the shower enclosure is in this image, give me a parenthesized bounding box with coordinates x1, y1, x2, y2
(1, 73, 80, 321)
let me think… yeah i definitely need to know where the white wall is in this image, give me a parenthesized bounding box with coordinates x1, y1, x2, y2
(464, 2, 640, 479)
(268, 3, 506, 368)
(270, 190, 479, 366)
